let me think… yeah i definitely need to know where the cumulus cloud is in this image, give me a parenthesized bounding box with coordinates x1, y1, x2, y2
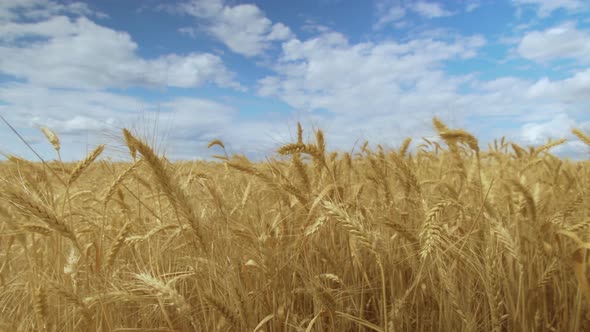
(517, 23, 590, 63)
(254, 31, 496, 149)
(411, 1, 453, 18)
(159, 98, 237, 133)
(0, 0, 98, 23)
(465, 1, 480, 12)
(177, 0, 293, 56)
(469, 73, 589, 119)
(0, 16, 240, 90)
(521, 113, 577, 144)
(0, 83, 145, 132)
(520, 113, 590, 159)
(254, 28, 590, 156)
(526, 69, 590, 102)
(0, 0, 249, 161)
(0, 83, 242, 160)
(374, 5, 406, 30)
(512, 0, 584, 17)
(2, 0, 589, 162)
(0, 82, 295, 161)
(259, 31, 485, 115)
(374, 1, 452, 29)
(0, 84, 237, 133)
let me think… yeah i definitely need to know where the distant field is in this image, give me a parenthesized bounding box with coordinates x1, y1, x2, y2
(1, 119, 589, 331)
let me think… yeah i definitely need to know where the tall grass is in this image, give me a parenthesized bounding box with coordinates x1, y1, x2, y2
(0, 118, 589, 331)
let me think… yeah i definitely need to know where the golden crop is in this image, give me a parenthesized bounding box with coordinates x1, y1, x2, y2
(1, 118, 589, 331)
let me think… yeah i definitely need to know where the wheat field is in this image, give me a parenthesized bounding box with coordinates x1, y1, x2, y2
(1, 118, 589, 331)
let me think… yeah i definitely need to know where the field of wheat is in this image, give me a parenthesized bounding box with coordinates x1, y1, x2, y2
(0, 118, 589, 331)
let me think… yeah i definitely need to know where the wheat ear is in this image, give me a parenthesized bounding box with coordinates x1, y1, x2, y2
(40, 127, 60, 152)
(103, 160, 141, 204)
(33, 285, 50, 331)
(105, 221, 131, 269)
(399, 137, 412, 157)
(47, 282, 93, 325)
(5, 187, 81, 250)
(134, 273, 195, 328)
(122, 129, 207, 252)
(322, 200, 389, 332)
(204, 293, 241, 328)
(68, 145, 105, 186)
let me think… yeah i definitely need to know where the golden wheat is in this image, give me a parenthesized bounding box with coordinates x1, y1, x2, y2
(40, 126, 60, 152)
(0, 118, 588, 331)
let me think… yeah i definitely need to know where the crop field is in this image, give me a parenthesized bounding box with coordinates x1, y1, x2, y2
(1, 118, 590, 331)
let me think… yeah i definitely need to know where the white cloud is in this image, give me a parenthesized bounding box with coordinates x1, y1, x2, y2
(465, 1, 480, 12)
(526, 69, 590, 102)
(473, 77, 531, 92)
(373, 5, 406, 30)
(254, 29, 590, 158)
(2, 0, 589, 162)
(517, 23, 590, 63)
(411, 1, 453, 18)
(521, 113, 576, 144)
(177, 0, 223, 18)
(259, 32, 485, 115)
(0, 83, 241, 160)
(0, 82, 295, 161)
(0, 84, 237, 134)
(178, 0, 293, 56)
(0, 0, 96, 22)
(159, 98, 237, 132)
(512, 0, 583, 17)
(268, 23, 292, 41)
(374, 1, 452, 30)
(520, 113, 590, 159)
(0, 16, 240, 90)
(0, 83, 144, 131)
(178, 26, 197, 38)
(0, 0, 250, 161)
(470, 74, 590, 118)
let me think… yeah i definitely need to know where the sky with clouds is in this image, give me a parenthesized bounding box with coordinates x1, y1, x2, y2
(0, 0, 589, 161)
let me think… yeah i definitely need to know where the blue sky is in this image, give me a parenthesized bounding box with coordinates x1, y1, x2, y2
(0, 0, 589, 161)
